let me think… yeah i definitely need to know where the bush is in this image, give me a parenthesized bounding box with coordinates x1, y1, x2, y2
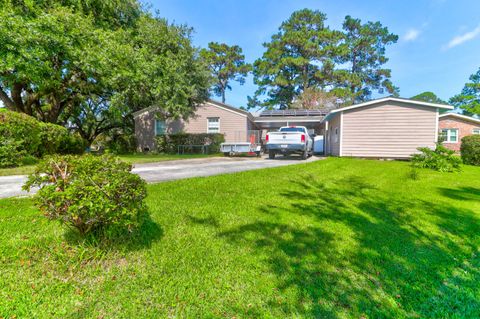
(411, 144, 461, 172)
(105, 133, 137, 155)
(155, 133, 225, 154)
(0, 109, 85, 167)
(460, 135, 480, 166)
(23, 155, 147, 237)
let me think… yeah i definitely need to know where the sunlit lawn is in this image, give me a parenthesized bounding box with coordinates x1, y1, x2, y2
(1, 158, 479, 318)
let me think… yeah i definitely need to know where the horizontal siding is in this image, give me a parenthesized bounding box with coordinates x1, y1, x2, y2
(181, 103, 248, 143)
(342, 101, 437, 158)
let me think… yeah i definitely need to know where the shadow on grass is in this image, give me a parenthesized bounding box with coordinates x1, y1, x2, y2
(438, 186, 480, 201)
(64, 211, 163, 252)
(192, 175, 480, 318)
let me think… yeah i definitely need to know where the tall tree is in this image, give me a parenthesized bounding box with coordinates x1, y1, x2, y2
(200, 42, 251, 103)
(450, 67, 480, 115)
(411, 92, 446, 104)
(0, 1, 210, 145)
(336, 16, 399, 104)
(250, 9, 343, 109)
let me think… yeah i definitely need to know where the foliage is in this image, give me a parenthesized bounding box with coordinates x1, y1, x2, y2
(460, 135, 480, 166)
(411, 91, 446, 104)
(0, 1, 210, 144)
(23, 154, 147, 236)
(290, 87, 340, 110)
(104, 132, 137, 155)
(250, 9, 343, 109)
(155, 133, 225, 154)
(200, 42, 251, 103)
(411, 144, 461, 172)
(249, 9, 398, 109)
(450, 67, 480, 116)
(0, 109, 85, 167)
(2, 158, 480, 318)
(336, 15, 398, 103)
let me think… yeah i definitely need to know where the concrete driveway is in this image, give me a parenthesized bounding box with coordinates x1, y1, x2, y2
(0, 155, 322, 199)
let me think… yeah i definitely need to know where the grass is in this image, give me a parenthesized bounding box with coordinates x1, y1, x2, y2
(0, 153, 221, 176)
(1, 158, 480, 318)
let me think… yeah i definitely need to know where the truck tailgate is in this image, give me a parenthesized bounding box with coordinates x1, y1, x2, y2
(267, 132, 303, 144)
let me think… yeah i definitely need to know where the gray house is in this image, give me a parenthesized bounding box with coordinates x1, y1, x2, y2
(134, 97, 453, 158)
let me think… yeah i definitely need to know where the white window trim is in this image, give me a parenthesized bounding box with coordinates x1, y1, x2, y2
(442, 128, 458, 143)
(207, 117, 220, 134)
(155, 119, 166, 136)
(473, 128, 480, 135)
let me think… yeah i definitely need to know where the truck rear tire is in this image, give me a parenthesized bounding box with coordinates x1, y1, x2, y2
(268, 151, 276, 159)
(302, 150, 308, 160)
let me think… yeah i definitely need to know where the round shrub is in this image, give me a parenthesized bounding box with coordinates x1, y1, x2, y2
(23, 155, 147, 236)
(461, 135, 480, 166)
(411, 144, 461, 172)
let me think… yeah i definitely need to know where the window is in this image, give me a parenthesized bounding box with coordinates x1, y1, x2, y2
(441, 129, 458, 143)
(155, 119, 166, 136)
(334, 127, 339, 143)
(473, 129, 480, 135)
(207, 117, 220, 133)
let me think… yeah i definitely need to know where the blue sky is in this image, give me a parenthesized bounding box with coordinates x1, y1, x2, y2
(151, 0, 480, 108)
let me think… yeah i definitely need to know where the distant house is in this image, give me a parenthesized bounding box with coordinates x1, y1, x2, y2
(134, 97, 455, 158)
(322, 97, 453, 158)
(438, 113, 480, 152)
(133, 100, 256, 151)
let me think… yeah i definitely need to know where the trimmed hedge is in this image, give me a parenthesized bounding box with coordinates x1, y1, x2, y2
(155, 133, 225, 154)
(461, 135, 480, 166)
(0, 109, 85, 167)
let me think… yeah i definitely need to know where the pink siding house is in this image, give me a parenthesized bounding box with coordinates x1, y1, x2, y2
(323, 97, 453, 159)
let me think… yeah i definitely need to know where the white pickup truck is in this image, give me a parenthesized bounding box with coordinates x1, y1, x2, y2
(265, 126, 314, 160)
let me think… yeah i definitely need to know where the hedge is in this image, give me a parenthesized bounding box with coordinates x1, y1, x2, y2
(155, 133, 225, 154)
(0, 109, 85, 167)
(461, 135, 480, 166)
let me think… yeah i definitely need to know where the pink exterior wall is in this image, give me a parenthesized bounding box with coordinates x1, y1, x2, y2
(134, 102, 252, 151)
(339, 101, 438, 158)
(439, 115, 480, 152)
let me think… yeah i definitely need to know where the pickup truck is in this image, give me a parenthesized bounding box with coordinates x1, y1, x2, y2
(265, 126, 314, 160)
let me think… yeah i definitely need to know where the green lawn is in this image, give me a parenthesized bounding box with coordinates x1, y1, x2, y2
(0, 153, 220, 176)
(1, 158, 480, 318)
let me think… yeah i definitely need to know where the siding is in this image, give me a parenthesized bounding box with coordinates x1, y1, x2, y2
(326, 114, 341, 156)
(134, 102, 249, 151)
(341, 101, 438, 158)
(181, 103, 248, 143)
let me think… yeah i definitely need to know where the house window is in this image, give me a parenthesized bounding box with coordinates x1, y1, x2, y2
(207, 117, 220, 133)
(473, 129, 480, 135)
(441, 129, 458, 143)
(334, 127, 339, 143)
(155, 119, 166, 136)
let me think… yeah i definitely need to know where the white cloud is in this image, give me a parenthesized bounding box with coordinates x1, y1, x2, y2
(445, 25, 480, 49)
(404, 29, 420, 42)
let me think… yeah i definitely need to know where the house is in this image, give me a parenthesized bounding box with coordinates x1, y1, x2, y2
(134, 97, 454, 158)
(438, 113, 480, 152)
(133, 100, 257, 151)
(322, 97, 453, 158)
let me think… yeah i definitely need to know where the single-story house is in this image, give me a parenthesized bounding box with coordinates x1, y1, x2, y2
(134, 100, 257, 151)
(134, 97, 454, 158)
(323, 97, 453, 158)
(438, 113, 480, 152)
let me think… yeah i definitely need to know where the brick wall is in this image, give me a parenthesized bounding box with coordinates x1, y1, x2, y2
(438, 115, 480, 152)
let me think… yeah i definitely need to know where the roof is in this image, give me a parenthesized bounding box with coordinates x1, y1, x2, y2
(259, 109, 330, 117)
(132, 99, 253, 119)
(323, 97, 454, 121)
(439, 112, 480, 124)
